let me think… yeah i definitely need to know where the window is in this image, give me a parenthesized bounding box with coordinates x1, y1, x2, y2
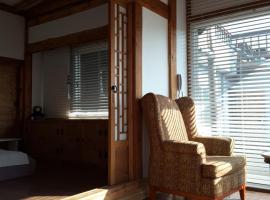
(69, 41, 108, 119)
(189, 11, 270, 189)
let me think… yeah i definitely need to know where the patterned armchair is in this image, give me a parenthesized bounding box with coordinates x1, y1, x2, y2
(141, 93, 246, 200)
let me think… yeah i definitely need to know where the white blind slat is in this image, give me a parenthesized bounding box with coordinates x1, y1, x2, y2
(189, 9, 270, 188)
(69, 41, 109, 118)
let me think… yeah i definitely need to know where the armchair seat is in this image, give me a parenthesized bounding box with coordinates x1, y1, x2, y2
(203, 156, 246, 178)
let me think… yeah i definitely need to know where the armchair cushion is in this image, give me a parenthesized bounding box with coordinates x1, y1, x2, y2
(175, 97, 198, 139)
(157, 94, 189, 142)
(202, 155, 246, 178)
(201, 169, 246, 198)
(163, 140, 206, 157)
(192, 136, 234, 156)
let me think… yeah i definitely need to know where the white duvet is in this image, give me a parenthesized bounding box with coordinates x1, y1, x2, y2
(0, 149, 29, 168)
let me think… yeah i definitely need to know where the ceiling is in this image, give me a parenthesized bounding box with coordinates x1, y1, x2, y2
(0, 0, 44, 14)
(0, 0, 23, 6)
(0, 0, 90, 18)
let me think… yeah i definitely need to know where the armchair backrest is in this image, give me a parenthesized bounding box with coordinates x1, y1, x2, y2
(175, 97, 198, 139)
(141, 93, 189, 146)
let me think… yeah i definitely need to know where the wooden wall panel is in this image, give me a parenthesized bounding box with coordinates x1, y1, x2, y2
(0, 62, 19, 137)
(114, 142, 129, 184)
(28, 26, 108, 53)
(27, 0, 107, 27)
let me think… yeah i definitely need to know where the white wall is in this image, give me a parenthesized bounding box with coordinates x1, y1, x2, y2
(29, 4, 108, 44)
(32, 47, 70, 118)
(177, 0, 187, 96)
(32, 53, 44, 108)
(142, 8, 169, 177)
(0, 10, 25, 60)
(142, 8, 169, 96)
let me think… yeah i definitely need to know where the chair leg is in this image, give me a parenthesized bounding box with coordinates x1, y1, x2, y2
(149, 186, 156, 200)
(239, 185, 246, 200)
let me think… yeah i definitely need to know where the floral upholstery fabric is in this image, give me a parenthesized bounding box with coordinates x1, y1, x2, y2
(141, 93, 246, 198)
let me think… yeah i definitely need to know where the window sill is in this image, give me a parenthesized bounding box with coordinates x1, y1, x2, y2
(68, 116, 109, 120)
(68, 112, 109, 120)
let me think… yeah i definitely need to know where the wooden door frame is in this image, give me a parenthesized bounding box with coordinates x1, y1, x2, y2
(108, 0, 132, 185)
(132, 0, 143, 181)
(131, 0, 177, 181)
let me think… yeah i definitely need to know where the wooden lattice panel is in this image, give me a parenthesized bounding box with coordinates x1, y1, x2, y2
(113, 3, 129, 141)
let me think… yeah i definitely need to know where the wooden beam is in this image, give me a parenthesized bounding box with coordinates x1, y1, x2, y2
(0, 3, 21, 15)
(189, 0, 270, 22)
(133, 1, 143, 180)
(127, 1, 134, 182)
(27, 0, 107, 27)
(138, 0, 168, 19)
(168, 0, 177, 99)
(14, 0, 41, 12)
(25, 0, 82, 18)
(0, 56, 23, 65)
(27, 26, 108, 53)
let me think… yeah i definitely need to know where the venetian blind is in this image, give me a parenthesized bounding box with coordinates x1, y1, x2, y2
(69, 41, 108, 119)
(189, 10, 270, 189)
(189, 0, 255, 16)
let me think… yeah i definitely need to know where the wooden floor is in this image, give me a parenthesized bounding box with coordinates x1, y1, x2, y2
(0, 168, 270, 200)
(227, 190, 270, 200)
(152, 190, 270, 200)
(0, 161, 107, 200)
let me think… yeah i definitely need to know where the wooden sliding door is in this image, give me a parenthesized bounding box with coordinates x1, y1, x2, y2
(108, 0, 133, 185)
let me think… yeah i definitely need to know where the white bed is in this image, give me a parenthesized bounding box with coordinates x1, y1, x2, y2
(0, 149, 35, 181)
(0, 149, 29, 167)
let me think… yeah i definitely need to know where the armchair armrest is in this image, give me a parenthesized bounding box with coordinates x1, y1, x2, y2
(163, 140, 206, 157)
(191, 136, 234, 156)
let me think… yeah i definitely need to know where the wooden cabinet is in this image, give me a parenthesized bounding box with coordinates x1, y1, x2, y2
(24, 119, 108, 167)
(24, 121, 59, 159)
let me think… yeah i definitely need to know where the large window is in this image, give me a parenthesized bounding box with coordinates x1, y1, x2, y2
(190, 11, 270, 188)
(69, 41, 108, 119)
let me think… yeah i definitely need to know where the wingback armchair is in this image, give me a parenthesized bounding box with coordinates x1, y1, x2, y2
(141, 93, 246, 200)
